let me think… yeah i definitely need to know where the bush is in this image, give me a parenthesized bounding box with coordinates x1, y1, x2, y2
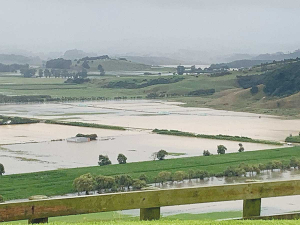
(132, 179, 146, 190)
(139, 174, 148, 182)
(203, 150, 211, 156)
(73, 173, 94, 195)
(217, 145, 227, 155)
(0, 195, 4, 203)
(157, 150, 168, 160)
(117, 154, 127, 164)
(98, 155, 112, 166)
(0, 163, 4, 175)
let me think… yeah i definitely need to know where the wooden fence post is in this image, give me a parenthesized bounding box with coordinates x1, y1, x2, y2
(28, 217, 48, 224)
(243, 198, 261, 218)
(140, 207, 160, 220)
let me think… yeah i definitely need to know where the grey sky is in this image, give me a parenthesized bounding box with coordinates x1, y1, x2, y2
(1, 0, 300, 57)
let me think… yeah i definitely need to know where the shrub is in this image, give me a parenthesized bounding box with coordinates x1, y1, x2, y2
(203, 150, 211, 156)
(98, 155, 112, 166)
(117, 154, 127, 164)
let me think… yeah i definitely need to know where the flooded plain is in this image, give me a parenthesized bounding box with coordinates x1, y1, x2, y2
(1, 100, 300, 141)
(1, 100, 300, 174)
(0, 123, 278, 174)
(1, 100, 300, 218)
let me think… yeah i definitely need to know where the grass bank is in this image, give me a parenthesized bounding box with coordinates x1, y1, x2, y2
(1, 211, 243, 224)
(0, 146, 300, 200)
(285, 135, 300, 143)
(44, 120, 126, 131)
(153, 129, 282, 145)
(3, 220, 300, 225)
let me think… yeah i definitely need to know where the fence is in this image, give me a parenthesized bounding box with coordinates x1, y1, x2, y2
(0, 179, 300, 223)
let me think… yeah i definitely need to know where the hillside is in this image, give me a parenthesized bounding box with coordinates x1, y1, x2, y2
(72, 58, 152, 71)
(0, 54, 42, 66)
(124, 56, 186, 65)
(253, 49, 300, 61)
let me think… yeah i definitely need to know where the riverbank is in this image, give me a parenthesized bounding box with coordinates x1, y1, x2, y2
(0, 146, 299, 201)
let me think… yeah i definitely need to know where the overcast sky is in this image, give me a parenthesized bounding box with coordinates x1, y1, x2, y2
(1, 0, 300, 57)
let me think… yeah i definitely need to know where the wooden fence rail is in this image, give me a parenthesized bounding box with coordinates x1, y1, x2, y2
(1, 179, 300, 223)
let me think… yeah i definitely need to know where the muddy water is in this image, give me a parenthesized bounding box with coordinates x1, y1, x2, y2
(1, 100, 300, 141)
(0, 123, 279, 174)
(123, 170, 300, 217)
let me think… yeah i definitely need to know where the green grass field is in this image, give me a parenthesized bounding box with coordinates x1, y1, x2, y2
(2, 220, 300, 225)
(1, 68, 300, 117)
(1, 146, 300, 201)
(1, 211, 243, 224)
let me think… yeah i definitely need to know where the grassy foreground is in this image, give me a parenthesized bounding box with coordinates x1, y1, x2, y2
(0, 146, 300, 200)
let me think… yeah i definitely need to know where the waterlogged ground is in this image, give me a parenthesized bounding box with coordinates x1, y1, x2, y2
(1, 100, 300, 141)
(124, 169, 300, 218)
(0, 123, 278, 174)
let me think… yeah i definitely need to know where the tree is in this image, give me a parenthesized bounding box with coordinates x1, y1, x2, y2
(77, 69, 87, 78)
(82, 61, 90, 69)
(116, 174, 133, 190)
(217, 145, 227, 155)
(46, 58, 72, 69)
(157, 150, 168, 160)
(238, 143, 245, 152)
(132, 179, 146, 190)
(44, 69, 51, 78)
(117, 154, 127, 164)
(98, 64, 105, 76)
(173, 171, 186, 183)
(73, 173, 94, 195)
(187, 169, 195, 180)
(0, 195, 3, 203)
(38, 69, 43, 78)
(98, 155, 111, 166)
(0, 163, 4, 175)
(139, 174, 148, 182)
(203, 150, 211, 156)
(95, 175, 115, 193)
(20, 68, 36, 78)
(157, 171, 171, 185)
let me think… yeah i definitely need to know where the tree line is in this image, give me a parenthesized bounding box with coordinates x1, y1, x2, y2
(73, 157, 300, 195)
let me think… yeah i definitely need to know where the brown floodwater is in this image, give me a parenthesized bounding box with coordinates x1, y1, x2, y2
(0, 123, 280, 174)
(1, 100, 300, 141)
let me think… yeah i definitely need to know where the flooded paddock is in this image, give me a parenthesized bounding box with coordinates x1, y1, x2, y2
(1, 100, 300, 141)
(0, 123, 279, 174)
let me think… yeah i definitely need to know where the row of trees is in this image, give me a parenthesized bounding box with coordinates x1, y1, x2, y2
(98, 154, 127, 166)
(74, 157, 300, 195)
(98, 150, 168, 167)
(73, 173, 147, 195)
(203, 144, 244, 156)
(153, 157, 300, 186)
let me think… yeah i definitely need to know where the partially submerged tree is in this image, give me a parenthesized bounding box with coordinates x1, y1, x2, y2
(157, 150, 168, 160)
(238, 143, 245, 152)
(132, 179, 146, 190)
(157, 171, 171, 185)
(98, 155, 112, 166)
(203, 150, 211, 156)
(73, 173, 94, 195)
(117, 154, 127, 164)
(0, 163, 4, 175)
(217, 145, 227, 155)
